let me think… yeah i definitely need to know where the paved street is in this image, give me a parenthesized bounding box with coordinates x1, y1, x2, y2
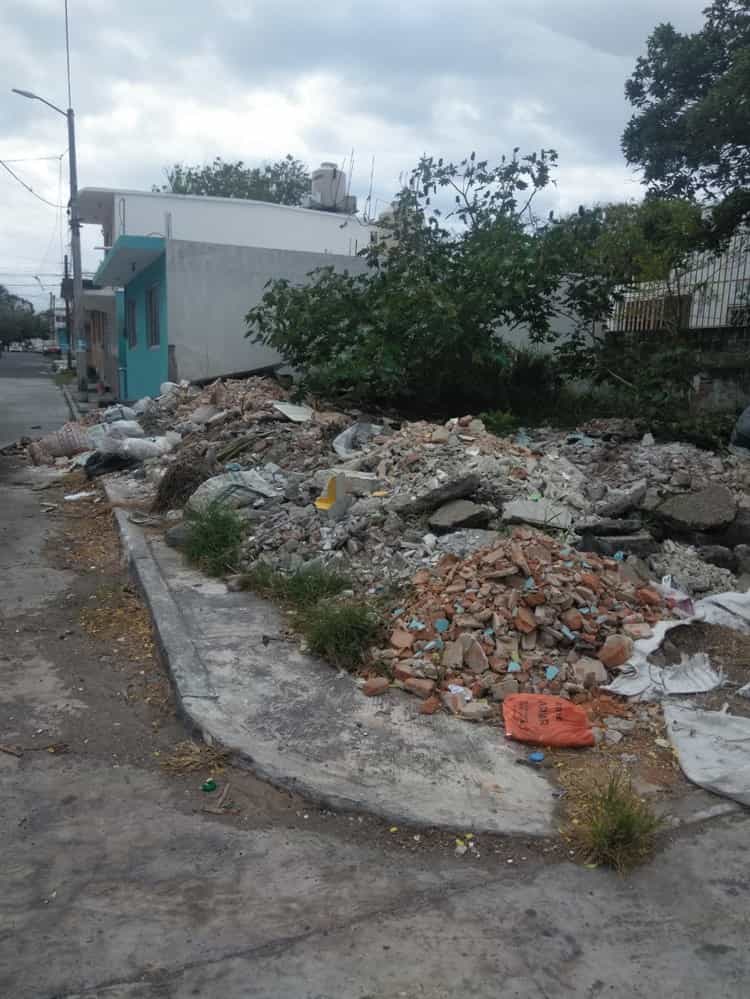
(0, 375, 749, 998)
(0, 351, 70, 450)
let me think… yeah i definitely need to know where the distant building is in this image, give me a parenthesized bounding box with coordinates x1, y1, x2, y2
(79, 183, 369, 400)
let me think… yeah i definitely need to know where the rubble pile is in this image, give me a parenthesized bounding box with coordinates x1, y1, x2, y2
(369, 527, 673, 717)
(650, 540, 737, 596)
(28, 376, 750, 657)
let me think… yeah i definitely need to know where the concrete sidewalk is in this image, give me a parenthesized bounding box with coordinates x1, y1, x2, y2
(110, 498, 558, 836)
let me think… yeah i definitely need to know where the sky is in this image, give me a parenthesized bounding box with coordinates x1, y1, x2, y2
(0, 0, 707, 311)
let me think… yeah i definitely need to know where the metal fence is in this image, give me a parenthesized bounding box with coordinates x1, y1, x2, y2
(608, 232, 750, 335)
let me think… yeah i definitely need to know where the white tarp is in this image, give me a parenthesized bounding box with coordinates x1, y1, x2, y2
(604, 653, 722, 700)
(664, 703, 750, 807)
(603, 589, 750, 702)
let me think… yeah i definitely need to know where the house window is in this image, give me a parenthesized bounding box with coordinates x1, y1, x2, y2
(126, 299, 137, 348)
(146, 285, 160, 348)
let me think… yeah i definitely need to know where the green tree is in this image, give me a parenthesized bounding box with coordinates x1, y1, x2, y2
(156, 154, 310, 206)
(0, 285, 39, 345)
(246, 149, 568, 413)
(623, 1, 750, 237)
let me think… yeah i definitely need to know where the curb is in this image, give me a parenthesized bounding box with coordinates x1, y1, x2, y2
(61, 383, 81, 422)
(106, 490, 557, 835)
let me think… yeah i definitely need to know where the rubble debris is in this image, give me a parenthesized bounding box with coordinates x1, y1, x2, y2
(428, 499, 491, 531)
(650, 540, 737, 596)
(273, 401, 314, 423)
(502, 498, 573, 530)
(654, 483, 737, 533)
(332, 422, 383, 460)
(393, 474, 481, 515)
(374, 526, 673, 706)
(152, 457, 214, 512)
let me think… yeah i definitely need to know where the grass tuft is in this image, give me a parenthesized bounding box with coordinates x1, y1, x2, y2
(572, 770, 664, 872)
(184, 502, 243, 577)
(300, 601, 382, 671)
(240, 563, 350, 608)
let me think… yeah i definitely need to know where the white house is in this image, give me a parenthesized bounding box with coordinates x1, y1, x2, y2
(78, 177, 371, 399)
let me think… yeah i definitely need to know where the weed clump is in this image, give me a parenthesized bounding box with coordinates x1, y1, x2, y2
(184, 502, 243, 577)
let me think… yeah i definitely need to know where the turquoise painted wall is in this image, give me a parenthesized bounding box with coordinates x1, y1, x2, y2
(115, 291, 126, 399)
(122, 254, 168, 399)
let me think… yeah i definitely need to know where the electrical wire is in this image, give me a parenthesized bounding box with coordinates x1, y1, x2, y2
(0, 159, 64, 208)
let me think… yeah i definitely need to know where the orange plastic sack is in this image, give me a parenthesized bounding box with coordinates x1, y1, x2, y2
(502, 694, 595, 748)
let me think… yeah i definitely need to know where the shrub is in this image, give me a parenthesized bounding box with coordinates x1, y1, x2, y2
(184, 502, 243, 577)
(300, 602, 382, 671)
(573, 770, 664, 872)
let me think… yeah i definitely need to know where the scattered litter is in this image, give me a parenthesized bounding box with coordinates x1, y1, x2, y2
(64, 491, 96, 502)
(201, 779, 218, 793)
(503, 694, 595, 748)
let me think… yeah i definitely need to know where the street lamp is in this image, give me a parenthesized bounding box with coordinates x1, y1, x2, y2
(12, 87, 86, 397)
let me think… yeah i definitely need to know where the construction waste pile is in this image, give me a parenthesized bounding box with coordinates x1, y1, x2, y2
(31, 377, 750, 694)
(25, 378, 750, 807)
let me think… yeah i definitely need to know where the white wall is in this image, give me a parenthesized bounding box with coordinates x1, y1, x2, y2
(114, 192, 368, 256)
(166, 240, 368, 383)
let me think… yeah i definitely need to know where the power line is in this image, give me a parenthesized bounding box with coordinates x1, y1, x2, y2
(0, 153, 67, 163)
(0, 159, 64, 208)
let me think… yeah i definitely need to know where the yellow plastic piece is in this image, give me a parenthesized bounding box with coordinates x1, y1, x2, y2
(314, 476, 339, 511)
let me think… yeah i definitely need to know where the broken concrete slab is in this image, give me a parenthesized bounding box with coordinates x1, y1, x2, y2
(392, 474, 480, 515)
(574, 516, 642, 536)
(428, 500, 491, 531)
(273, 401, 314, 423)
(655, 484, 737, 533)
(501, 498, 573, 530)
(595, 479, 647, 518)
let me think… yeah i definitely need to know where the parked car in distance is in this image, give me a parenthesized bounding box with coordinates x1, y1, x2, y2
(42, 343, 62, 356)
(9, 342, 23, 352)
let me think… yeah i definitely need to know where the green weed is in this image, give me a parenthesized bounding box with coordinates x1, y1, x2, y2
(573, 770, 664, 872)
(300, 602, 382, 671)
(184, 502, 243, 577)
(240, 562, 350, 608)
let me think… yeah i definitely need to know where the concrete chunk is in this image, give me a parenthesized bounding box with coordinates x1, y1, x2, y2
(502, 498, 573, 530)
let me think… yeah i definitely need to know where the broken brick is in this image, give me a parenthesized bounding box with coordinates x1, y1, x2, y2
(404, 677, 436, 699)
(597, 634, 634, 668)
(362, 677, 389, 696)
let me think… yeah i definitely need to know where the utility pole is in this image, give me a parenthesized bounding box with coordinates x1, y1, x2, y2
(66, 107, 86, 398)
(63, 255, 73, 370)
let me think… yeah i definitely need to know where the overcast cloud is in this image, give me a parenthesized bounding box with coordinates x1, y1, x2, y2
(1, 0, 706, 309)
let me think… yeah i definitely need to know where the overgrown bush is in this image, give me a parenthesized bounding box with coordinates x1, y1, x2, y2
(184, 502, 243, 577)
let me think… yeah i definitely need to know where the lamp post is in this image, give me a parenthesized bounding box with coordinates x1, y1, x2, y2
(12, 88, 86, 398)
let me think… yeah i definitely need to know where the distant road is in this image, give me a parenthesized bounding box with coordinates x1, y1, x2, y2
(0, 352, 70, 448)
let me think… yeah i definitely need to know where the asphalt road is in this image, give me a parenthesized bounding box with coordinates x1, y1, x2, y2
(0, 375, 749, 998)
(0, 351, 70, 449)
